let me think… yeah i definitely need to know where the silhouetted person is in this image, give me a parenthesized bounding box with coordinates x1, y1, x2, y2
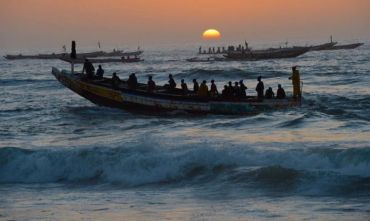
(256, 76, 264, 100)
(228, 81, 234, 97)
(181, 79, 188, 94)
(82, 59, 95, 79)
(96, 65, 104, 79)
(168, 74, 176, 90)
(111, 72, 121, 89)
(239, 80, 247, 98)
(147, 76, 156, 92)
(265, 87, 274, 99)
(127, 73, 138, 89)
(276, 84, 286, 99)
(210, 79, 218, 97)
(193, 79, 199, 93)
(197, 80, 209, 97)
(289, 66, 301, 98)
(221, 85, 228, 97)
(234, 82, 240, 97)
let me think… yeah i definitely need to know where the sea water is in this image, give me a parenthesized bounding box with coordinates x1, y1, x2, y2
(1, 43, 370, 220)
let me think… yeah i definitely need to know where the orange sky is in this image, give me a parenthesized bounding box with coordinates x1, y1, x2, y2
(0, 0, 369, 51)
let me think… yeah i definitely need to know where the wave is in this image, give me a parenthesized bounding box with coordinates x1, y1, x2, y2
(1, 145, 370, 195)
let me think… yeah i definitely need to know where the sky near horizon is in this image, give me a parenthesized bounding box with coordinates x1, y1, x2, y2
(0, 0, 369, 51)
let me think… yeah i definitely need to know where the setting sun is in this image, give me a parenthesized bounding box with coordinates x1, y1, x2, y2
(202, 29, 221, 40)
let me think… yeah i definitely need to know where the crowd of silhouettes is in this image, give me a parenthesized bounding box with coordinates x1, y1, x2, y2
(81, 62, 288, 100)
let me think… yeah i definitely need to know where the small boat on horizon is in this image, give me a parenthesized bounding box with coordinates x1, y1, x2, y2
(4, 49, 143, 60)
(51, 67, 301, 115)
(224, 47, 309, 61)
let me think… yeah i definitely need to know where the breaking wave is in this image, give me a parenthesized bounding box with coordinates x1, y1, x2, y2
(1, 145, 370, 195)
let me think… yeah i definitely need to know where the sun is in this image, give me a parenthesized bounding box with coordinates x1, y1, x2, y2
(202, 29, 221, 40)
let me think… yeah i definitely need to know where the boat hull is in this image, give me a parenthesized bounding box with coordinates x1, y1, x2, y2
(52, 68, 300, 115)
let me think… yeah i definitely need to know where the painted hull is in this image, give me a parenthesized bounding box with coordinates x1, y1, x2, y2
(52, 68, 300, 115)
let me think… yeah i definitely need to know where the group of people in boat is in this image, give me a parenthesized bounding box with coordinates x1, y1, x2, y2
(82, 59, 301, 100)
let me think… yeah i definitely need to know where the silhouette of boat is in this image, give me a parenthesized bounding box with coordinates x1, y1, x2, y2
(325, 43, 364, 50)
(60, 55, 143, 64)
(4, 50, 143, 60)
(51, 67, 301, 115)
(309, 42, 338, 51)
(224, 47, 309, 61)
(186, 57, 225, 62)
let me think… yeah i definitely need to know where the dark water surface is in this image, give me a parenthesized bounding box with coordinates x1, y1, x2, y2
(1, 44, 370, 220)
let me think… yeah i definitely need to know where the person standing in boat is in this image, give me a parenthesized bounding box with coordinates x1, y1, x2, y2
(96, 65, 104, 79)
(181, 79, 188, 94)
(289, 66, 301, 98)
(239, 80, 247, 98)
(147, 76, 156, 93)
(256, 76, 264, 100)
(197, 80, 209, 97)
(265, 87, 275, 99)
(168, 74, 177, 91)
(276, 84, 286, 99)
(111, 72, 121, 89)
(209, 80, 218, 97)
(127, 73, 138, 89)
(193, 79, 199, 93)
(82, 59, 95, 79)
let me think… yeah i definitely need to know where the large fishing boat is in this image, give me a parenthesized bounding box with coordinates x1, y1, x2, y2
(51, 67, 301, 115)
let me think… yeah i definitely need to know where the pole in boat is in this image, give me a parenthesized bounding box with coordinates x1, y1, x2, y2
(70, 41, 76, 74)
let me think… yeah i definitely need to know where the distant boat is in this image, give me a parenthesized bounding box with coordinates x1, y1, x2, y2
(4, 50, 143, 60)
(309, 42, 338, 51)
(326, 43, 364, 50)
(51, 67, 301, 115)
(224, 47, 309, 61)
(60, 56, 143, 64)
(186, 57, 225, 62)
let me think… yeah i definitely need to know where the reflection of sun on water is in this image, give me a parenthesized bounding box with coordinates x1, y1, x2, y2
(202, 29, 221, 40)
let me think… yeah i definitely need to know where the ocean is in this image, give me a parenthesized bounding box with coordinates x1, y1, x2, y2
(1, 43, 370, 220)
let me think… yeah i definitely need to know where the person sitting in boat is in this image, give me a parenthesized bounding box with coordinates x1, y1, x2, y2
(168, 74, 176, 91)
(289, 66, 301, 98)
(265, 87, 275, 99)
(233, 82, 241, 97)
(255, 76, 264, 100)
(239, 80, 247, 98)
(147, 76, 156, 93)
(209, 80, 218, 97)
(82, 59, 95, 80)
(221, 85, 228, 97)
(96, 65, 104, 79)
(111, 72, 121, 89)
(227, 81, 234, 97)
(276, 84, 286, 99)
(193, 79, 199, 93)
(181, 79, 188, 94)
(197, 80, 209, 97)
(127, 73, 138, 89)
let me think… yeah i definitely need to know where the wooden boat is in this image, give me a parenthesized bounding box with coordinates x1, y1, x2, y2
(60, 56, 143, 64)
(224, 47, 309, 61)
(327, 43, 364, 50)
(309, 42, 337, 51)
(51, 67, 301, 115)
(186, 57, 225, 62)
(4, 50, 143, 60)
